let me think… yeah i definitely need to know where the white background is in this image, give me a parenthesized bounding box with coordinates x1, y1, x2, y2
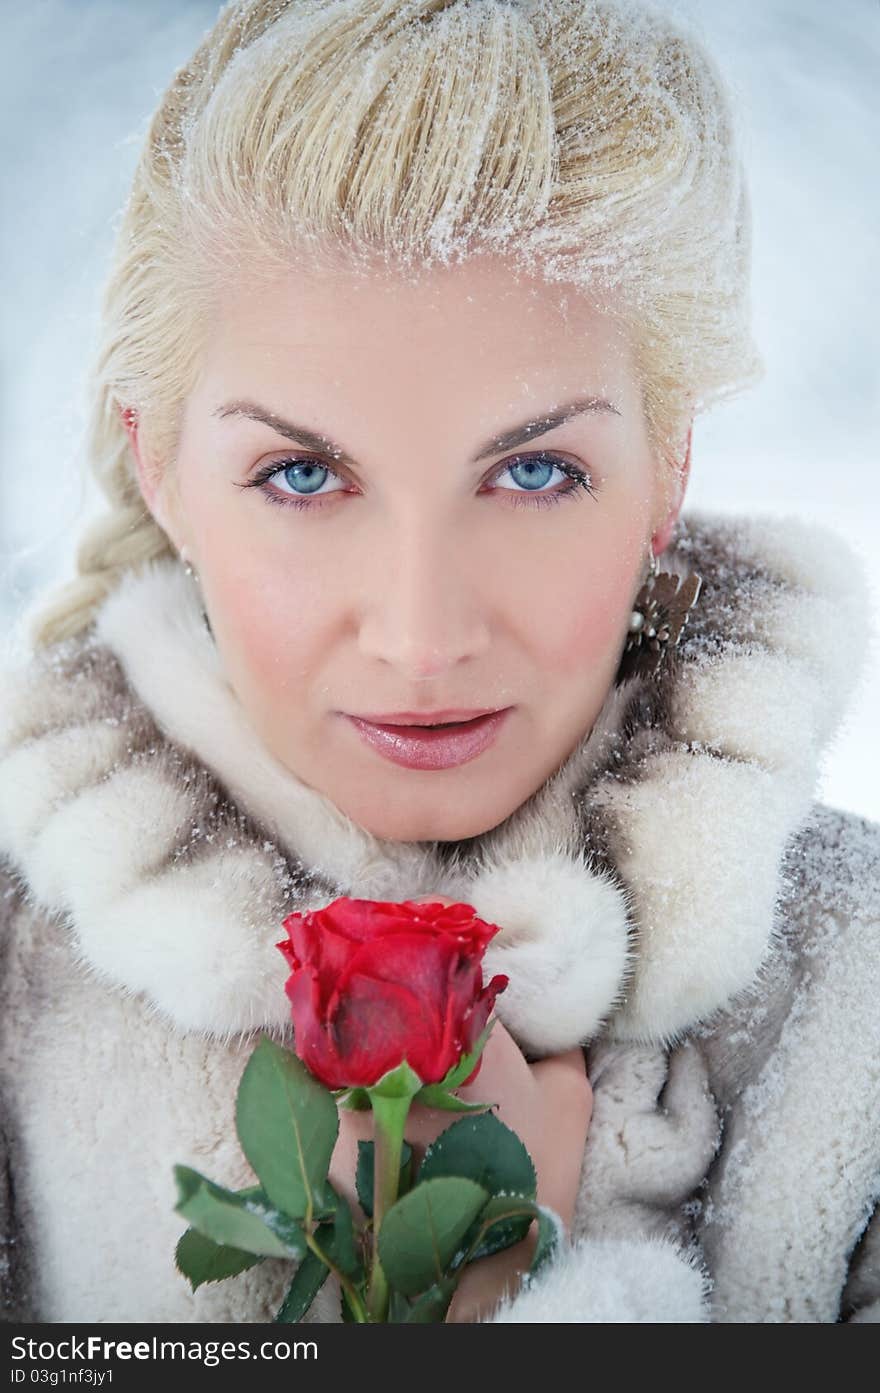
(1, 0, 877, 819)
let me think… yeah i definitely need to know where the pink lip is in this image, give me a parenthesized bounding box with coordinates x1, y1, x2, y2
(352, 708, 499, 725)
(344, 708, 513, 770)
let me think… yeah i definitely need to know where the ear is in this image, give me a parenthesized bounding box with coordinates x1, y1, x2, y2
(653, 420, 693, 555)
(119, 406, 181, 549)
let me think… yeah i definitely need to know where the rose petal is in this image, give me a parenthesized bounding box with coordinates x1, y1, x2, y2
(327, 972, 437, 1086)
(277, 898, 509, 1088)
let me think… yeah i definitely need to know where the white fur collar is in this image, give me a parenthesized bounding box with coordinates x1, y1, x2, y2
(0, 510, 869, 1053)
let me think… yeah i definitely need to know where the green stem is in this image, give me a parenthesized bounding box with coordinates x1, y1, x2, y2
(365, 1092, 414, 1322)
(305, 1230, 369, 1324)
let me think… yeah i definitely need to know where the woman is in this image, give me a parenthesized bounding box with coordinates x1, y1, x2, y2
(1, 0, 878, 1324)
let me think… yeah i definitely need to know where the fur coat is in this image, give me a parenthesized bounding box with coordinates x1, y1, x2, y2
(1, 508, 878, 1324)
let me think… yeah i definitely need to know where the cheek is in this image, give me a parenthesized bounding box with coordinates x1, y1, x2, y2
(197, 545, 330, 714)
(530, 532, 641, 676)
(175, 464, 331, 698)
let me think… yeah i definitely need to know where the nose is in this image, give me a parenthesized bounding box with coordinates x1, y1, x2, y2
(356, 517, 491, 679)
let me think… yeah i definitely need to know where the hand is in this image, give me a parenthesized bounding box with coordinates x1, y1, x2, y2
(327, 895, 594, 1322)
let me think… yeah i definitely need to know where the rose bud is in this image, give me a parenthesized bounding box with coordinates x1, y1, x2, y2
(276, 897, 508, 1091)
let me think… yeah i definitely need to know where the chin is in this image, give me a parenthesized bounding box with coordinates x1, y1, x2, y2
(351, 798, 512, 844)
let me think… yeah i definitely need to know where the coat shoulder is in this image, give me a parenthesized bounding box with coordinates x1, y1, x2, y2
(0, 855, 38, 1321)
(785, 800, 880, 926)
(0, 857, 27, 940)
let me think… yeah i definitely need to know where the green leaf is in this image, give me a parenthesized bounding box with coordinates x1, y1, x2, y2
(378, 1177, 490, 1296)
(341, 1288, 360, 1322)
(403, 1277, 457, 1323)
(274, 1227, 333, 1323)
(457, 1196, 562, 1270)
(174, 1167, 307, 1259)
(475, 1194, 535, 1223)
(461, 1193, 537, 1264)
(235, 1035, 339, 1220)
(433, 1018, 497, 1092)
(307, 1182, 339, 1220)
(366, 1060, 424, 1100)
(334, 1087, 372, 1111)
(327, 1190, 361, 1279)
(418, 1112, 537, 1202)
(355, 1140, 413, 1218)
(388, 1290, 412, 1322)
(462, 1197, 561, 1277)
(530, 1204, 563, 1277)
(174, 1227, 263, 1292)
(412, 1087, 491, 1113)
(399, 1145, 415, 1196)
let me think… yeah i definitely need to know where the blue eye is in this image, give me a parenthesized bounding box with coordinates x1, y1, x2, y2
(493, 453, 597, 508)
(240, 450, 598, 511)
(503, 456, 558, 490)
(276, 460, 346, 497)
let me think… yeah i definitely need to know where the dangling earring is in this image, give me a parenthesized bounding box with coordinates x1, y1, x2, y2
(615, 545, 702, 685)
(179, 549, 213, 639)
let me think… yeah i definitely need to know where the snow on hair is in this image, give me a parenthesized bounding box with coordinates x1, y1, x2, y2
(32, 0, 763, 648)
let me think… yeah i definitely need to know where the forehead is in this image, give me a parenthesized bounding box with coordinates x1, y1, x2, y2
(196, 249, 636, 411)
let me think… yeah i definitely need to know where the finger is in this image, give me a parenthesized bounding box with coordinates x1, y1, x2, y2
(531, 1048, 593, 1125)
(531, 1045, 589, 1085)
(455, 1016, 534, 1103)
(403, 1101, 485, 1153)
(335, 1106, 375, 1144)
(404, 1022, 529, 1150)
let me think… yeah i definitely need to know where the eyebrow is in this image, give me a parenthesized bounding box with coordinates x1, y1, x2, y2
(213, 395, 622, 466)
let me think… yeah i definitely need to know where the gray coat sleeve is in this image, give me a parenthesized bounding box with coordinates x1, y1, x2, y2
(819, 810, 880, 1325)
(0, 1106, 28, 1321)
(840, 1197, 880, 1321)
(0, 859, 35, 1322)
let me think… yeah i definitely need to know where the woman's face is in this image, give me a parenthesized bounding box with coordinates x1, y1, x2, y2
(138, 251, 685, 842)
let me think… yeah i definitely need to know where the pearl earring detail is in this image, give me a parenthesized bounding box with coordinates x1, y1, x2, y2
(615, 546, 702, 685)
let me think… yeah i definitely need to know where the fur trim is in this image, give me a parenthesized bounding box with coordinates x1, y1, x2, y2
(484, 1233, 712, 1322)
(0, 510, 870, 1050)
(448, 848, 633, 1056)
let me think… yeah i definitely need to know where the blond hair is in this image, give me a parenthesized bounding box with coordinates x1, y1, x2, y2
(32, 0, 763, 648)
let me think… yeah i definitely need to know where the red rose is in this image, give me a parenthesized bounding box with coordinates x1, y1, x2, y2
(276, 897, 508, 1090)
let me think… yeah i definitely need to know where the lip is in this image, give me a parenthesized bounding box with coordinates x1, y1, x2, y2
(350, 708, 500, 726)
(343, 708, 514, 771)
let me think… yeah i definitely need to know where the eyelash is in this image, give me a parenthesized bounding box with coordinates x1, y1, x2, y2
(238, 452, 599, 512)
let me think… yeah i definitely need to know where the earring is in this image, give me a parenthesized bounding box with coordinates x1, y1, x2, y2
(179, 549, 214, 639)
(614, 546, 703, 685)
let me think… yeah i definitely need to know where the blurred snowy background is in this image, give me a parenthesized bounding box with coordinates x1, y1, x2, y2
(1, 0, 878, 819)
